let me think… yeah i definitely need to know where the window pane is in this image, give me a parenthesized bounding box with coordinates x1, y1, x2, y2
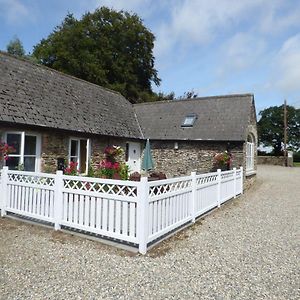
(6, 157, 20, 170)
(71, 140, 78, 157)
(25, 135, 37, 155)
(183, 117, 195, 126)
(80, 140, 87, 173)
(24, 157, 36, 172)
(7, 134, 21, 154)
(70, 157, 78, 163)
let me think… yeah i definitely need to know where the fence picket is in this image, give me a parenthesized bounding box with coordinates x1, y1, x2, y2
(122, 202, 128, 235)
(115, 201, 121, 234)
(84, 196, 90, 227)
(96, 198, 101, 229)
(102, 198, 108, 230)
(90, 196, 95, 228)
(108, 200, 114, 232)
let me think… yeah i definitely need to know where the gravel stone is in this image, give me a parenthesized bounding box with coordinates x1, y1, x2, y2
(0, 165, 299, 299)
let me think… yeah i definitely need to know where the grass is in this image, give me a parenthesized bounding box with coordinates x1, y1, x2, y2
(293, 162, 300, 167)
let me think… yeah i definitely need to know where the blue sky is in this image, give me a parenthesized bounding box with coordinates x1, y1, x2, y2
(1, 0, 300, 112)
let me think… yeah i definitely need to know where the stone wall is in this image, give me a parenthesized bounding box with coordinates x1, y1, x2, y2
(245, 174, 256, 190)
(41, 132, 69, 173)
(149, 140, 244, 178)
(257, 156, 293, 167)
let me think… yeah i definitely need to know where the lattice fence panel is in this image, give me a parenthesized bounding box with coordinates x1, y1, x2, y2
(63, 178, 138, 197)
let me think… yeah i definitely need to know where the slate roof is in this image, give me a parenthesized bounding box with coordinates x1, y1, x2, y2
(134, 94, 255, 141)
(0, 51, 143, 139)
(0, 52, 255, 142)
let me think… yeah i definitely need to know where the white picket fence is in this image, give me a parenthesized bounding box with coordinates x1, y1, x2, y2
(0, 167, 243, 254)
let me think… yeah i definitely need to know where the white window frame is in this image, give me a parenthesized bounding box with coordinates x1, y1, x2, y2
(68, 138, 90, 174)
(4, 131, 41, 172)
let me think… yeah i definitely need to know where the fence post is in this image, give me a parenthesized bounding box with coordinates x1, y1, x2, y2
(0, 167, 9, 217)
(233, 167, 237, 198)
(240, 166, 244, 195)
(217, 169, 221, 207)
(54, 170, 63, 230)
(137, 177, 149, 255)
(191, 172, 196, 223)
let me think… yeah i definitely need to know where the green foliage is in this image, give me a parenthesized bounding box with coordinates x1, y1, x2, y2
(293, 151, 300, 162)
(33, 7, 161, 103)
(178, 90, 198, 99)
(258, 105, 300, 155)
(6, 36, 25, 57)
(87, 161, 95, 177)
(118, 163, 129, 180)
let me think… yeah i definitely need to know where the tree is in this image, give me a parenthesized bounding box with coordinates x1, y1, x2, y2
(177, 90, 198, 99)
(33, 7, 161, 103)
(6, 36, 25, 57)
(258, 105, 300, 155)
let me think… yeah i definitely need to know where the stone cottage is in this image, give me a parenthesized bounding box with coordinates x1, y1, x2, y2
(0, 51, 257, 184)
(134, 94, 257, 180)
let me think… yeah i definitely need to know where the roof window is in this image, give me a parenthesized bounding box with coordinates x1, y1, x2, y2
(181, 114, 197, 127)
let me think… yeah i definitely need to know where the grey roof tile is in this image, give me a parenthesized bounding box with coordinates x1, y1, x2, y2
(134, 94, 254, 141)
(0, 52, 142, 139)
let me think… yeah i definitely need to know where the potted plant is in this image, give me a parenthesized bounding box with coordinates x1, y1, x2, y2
(213, 151, 233, 171)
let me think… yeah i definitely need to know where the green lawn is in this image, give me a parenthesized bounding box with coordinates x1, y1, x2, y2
(294, 162, 300, 167)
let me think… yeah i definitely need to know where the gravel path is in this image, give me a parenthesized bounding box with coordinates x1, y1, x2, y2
(0, 165, 299, 300)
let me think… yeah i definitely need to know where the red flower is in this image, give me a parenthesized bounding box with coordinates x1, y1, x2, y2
(64, 161, 79, 175)
(113, 162, 120, 170)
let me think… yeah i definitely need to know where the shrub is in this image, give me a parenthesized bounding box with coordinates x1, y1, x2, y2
(293, 152, 300, 162)
(64, 161, 79, 175)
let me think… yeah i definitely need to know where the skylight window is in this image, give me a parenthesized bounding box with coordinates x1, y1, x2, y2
(181, 114, 197, 127)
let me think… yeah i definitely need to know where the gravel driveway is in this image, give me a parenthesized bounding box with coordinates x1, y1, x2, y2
(0, 165, 299, 300)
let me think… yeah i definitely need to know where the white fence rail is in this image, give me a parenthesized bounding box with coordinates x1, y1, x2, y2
(0, 166, 243, 254)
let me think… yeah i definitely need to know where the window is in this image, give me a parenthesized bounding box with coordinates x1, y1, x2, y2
(24, 135, 37, 172)
(69, 138, 90, 174)
(181, 114, 197, 127)
(5, 132, 40, 172)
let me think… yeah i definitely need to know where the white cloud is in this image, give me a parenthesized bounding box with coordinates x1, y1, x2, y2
(217, 32, 266, 77)
(81, 0, 153, 16)
(276, 34, 300, 93)
(154, 0, 300, 59)
(259, 2, 300, 35)
(154, 0, 269, 57)
(0, 0, 30, 24)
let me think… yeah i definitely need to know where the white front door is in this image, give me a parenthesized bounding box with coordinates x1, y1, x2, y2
(127, 142, 141, 173)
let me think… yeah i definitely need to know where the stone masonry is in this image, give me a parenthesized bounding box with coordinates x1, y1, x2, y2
(150, 140, 244, 178)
